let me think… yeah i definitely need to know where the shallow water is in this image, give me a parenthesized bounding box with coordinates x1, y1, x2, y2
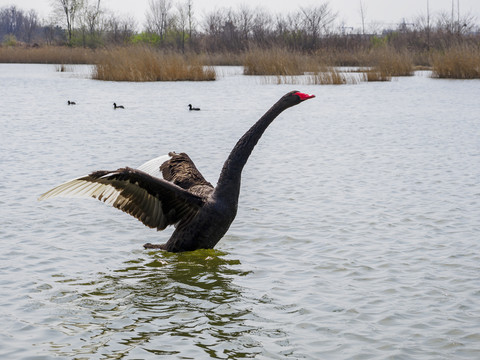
(1, 64, 479, 359)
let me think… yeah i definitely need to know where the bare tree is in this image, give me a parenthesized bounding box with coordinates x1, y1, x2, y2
(0, 5, 25, 39)
(413, 0, 431, 49)
(145, 0, 173, 41)
(78, 0, 103, 47)
(0, 6, 23, 40)
(51, 0, 84, 43)
(84, 0, 102, 36)
(203, 8, 224, 51)
(284, 11, 303, 50)
(176, 1, 188, 51)
(104, 12, 136, 44)
(300, 3, 337, 49)
(237, 5, 253, 46)
(251, 8, 273, 46)
(426, 0, 431, 48)
(359, 0, 366, 35)
(0, 6, 41, 44)
(22, 9, 39, 43)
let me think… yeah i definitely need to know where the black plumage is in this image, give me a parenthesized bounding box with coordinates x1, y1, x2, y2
(39, 91, 315, 252)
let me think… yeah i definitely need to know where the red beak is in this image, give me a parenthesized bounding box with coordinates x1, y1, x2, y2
(296, 92, 315, 101)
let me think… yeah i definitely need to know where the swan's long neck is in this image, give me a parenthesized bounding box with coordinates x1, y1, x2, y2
(215, 100, 288, 202)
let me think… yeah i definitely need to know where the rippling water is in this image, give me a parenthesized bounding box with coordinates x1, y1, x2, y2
(1, 64, 479, 359)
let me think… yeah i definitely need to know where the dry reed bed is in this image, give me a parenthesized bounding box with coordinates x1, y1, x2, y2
(2, 44, 479, 81)
(92, 47, 215, 81)
(0, 46, 95, 64)
(345, 47, 413, 82)
(264, 68, 363, 85)
(244, 46, 416, 84)
(370, 47, 414, 77)
(432, 45, 480, 79)
(243, 47, 312, 76)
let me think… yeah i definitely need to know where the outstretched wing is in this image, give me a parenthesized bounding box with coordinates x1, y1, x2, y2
(38, 167, 204, 230)
(137, 154, 171, 179)
(161, 152, 213, 192)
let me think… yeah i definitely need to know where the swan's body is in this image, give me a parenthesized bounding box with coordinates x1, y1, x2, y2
(113, 103, 124, 109)
(39, 91, 314, 252)
(188, 104, 200, 111)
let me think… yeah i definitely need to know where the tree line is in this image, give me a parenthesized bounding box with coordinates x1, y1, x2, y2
(1, 0, 479, 52)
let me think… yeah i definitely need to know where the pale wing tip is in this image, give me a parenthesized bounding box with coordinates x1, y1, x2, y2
(137, 154, 172, 177)
(38, 186, 61, 201)
(37, 178, 91, 201)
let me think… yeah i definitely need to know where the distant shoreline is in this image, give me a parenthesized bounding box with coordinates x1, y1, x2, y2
(1, 44, 478, 80)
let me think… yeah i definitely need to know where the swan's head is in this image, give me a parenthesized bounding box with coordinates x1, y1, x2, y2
(280, 90, 315, 109)
(294, 91, 315, 101)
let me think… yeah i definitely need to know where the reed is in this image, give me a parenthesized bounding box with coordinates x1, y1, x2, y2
(308, 67, 357, 84)
(0, 46, 95, 64)
(362, 69, 392, 82)
(263, 67, 361, 85)
(314, 48, 372, 67)
(92, 47, 216, 81)
(200, 51, 243, 66)
(432, 45, 480, 79)
(55, 64, 73, 72)
(371, 47, 414, 76)
(243, 47, 307, 76)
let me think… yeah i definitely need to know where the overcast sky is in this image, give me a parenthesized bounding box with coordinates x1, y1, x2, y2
(2, 0, 480, 29)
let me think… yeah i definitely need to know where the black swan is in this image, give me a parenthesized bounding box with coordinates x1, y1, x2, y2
(68, 101, 76, 105)
(39, 91, 315, 252)
(113, 103, 125, 109)
(188, 104, 200, 111)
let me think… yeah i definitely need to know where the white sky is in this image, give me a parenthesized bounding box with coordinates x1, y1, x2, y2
(2, 0, 480, 30)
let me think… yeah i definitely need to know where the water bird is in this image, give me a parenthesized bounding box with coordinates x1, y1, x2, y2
(67, 101, 76, 105)
(113, 103, 125, 109)
(188, 104, 200, 111)
(39, 91, 315, 252)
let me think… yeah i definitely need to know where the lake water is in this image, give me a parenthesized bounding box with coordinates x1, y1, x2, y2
(1, 63, 479, 359)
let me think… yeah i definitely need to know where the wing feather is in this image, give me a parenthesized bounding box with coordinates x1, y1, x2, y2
(137, 154, 171, 178)
(39, 168, 204, 230)
(161, 152, 213, 191)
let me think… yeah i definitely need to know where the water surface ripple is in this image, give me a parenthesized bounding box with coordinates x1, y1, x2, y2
(1, 64, 479, 359)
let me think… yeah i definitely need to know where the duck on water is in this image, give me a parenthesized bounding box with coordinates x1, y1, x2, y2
(39, 91, 315, 252)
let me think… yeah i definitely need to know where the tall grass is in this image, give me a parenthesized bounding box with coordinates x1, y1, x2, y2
(362, 69, 392, 82)
(0, 46, 95, 64)
(243, 47, 308, 75)
(432, 45, 480, 79)
(262, 67, 363, 85)
(5, 43, 480, 81)
(92, 47, 215, 81)
(370, 47, 414, 77)
(314, 48, 372, 67)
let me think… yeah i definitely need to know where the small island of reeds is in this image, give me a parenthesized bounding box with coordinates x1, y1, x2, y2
(92, 47, 216, 82)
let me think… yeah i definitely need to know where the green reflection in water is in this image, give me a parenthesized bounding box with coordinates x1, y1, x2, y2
(47, 249, 267, 359)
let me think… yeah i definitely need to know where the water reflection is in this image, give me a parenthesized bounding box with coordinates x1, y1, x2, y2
(47, 250, 262, 359)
